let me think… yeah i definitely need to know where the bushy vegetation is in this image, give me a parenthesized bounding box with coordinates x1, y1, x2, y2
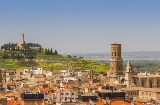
(123, 60, 160, 73)
(1, 42, 41, 59)
(0, 41, 59, 59)
(99, 60, 160, 73)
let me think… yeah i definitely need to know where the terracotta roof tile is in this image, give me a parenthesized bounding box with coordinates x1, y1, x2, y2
(39, 88, 50, 93)
(7, 83, 15, 86)
(7, 99, 22, 105)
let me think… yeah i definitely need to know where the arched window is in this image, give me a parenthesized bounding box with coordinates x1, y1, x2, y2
(121, 78, 125, 84)
(134, 80, 137, 86)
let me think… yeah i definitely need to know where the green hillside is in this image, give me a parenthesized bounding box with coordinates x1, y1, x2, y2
(0, 50, 109, 72)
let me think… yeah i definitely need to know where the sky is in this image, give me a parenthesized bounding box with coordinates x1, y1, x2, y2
(0, 0, 160, 54)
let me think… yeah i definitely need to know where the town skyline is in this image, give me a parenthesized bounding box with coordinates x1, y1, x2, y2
(1, 1, 160, 54)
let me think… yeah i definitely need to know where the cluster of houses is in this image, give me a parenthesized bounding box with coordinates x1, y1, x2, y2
(0, 67, 147, 105)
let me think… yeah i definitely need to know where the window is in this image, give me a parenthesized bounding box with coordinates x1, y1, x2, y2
(61, 93, 64, 95)
(145, 92, 147, 95)
(66, 93, 69, 95)
(142, 92, 144, 95)
(142, 80, 145, 87)
(157, 80, 160, 88)
(150, 80, 153, 88)
(72, 93, 74, 95)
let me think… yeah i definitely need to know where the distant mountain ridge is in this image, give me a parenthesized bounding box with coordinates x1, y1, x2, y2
(70, 51, 160, 60)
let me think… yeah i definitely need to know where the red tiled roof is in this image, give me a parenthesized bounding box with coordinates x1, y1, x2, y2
(39, 88, 49, 93)
(7, 83, 15, 86)
(48, 86, 54, 90)
(7, 99, 22, 105)
(63, 84, 72, 89)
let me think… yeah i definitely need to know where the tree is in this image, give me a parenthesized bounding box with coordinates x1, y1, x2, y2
(47, 49, 50, 55)
(45, 48, 48, 55)
(17, 46, 20, 52)
(38, 48, 42, 52)
(1, 46, 4, 50)
(50, 48, 53, 55)
(54, 50, 58, 55)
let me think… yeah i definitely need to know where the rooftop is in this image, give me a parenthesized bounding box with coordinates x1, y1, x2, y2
(111, 42, 121, 44)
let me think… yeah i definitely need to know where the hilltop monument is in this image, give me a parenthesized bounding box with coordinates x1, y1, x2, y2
(17, 33, 25, 48)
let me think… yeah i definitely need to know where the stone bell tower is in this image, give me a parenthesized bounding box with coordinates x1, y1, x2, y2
(109, 42, 123, 76)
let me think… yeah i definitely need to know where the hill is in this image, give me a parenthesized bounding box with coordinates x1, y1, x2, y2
(0, 50, 109, 72)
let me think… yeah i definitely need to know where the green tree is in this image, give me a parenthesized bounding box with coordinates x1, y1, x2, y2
(54, 50, 58, 55)
(45, 48, 48, 55)
(47, 49, 50, 55)
(50, 48, 53, 55)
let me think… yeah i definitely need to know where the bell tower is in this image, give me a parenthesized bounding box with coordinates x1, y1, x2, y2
(109, 42, 123, 76)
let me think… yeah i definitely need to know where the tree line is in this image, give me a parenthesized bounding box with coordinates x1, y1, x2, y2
(1, 42, 58, 59)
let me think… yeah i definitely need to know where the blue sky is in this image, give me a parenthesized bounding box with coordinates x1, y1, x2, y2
(0, 0, 160, 54)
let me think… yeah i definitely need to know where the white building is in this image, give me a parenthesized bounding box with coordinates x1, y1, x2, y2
(60, 69, 82, 77)
(24, 68, 43, 75)
(60, 70, 69, 76)
(63, 77, 77, 82)
(46, 71, 53, 78)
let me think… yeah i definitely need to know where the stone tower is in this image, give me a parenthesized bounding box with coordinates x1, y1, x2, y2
(89, 67, 93, 84)
(22, 33, 24, 43)
(109, 42, 123, 76)
(17, 34, 25, 48)
(125, 61, 132, 87)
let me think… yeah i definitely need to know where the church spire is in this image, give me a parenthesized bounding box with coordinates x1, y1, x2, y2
(125, 60, 132, 87)
(126, 60, 132, 72)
